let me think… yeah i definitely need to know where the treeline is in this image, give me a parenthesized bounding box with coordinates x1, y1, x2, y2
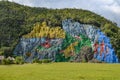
(0, 1, 120, 59)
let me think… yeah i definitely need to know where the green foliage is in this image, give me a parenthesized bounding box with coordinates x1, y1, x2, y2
(1, 59, 8, 65)
(0, 1, 120, 59)
(32, 58, 41, 63)
(1, 58, 14, 65)
(41, 59, 52, 63)
(33, 58, 51, 63)
(15, 56, 24, 64)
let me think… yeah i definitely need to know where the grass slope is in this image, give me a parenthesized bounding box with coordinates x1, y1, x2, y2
(0, 63, 120, 80)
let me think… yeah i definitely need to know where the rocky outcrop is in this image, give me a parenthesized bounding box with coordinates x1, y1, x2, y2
(62, 19, 98, 43)
(14, 38, 63, 62)
(14, 19, 118, 63)
(74, 46, 93, 62)
(62, 19, 118, 63)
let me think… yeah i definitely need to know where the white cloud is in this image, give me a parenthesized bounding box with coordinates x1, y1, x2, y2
(105, 5, 120, 14)
(99, 0, 114, 4)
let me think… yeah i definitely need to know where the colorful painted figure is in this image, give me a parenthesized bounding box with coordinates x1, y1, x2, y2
(93, 41, 99, 54)
(104, 45, 109, 58)
(93, 41, 99, 58)
(100, 40, 105, 56)
(41, 39, 51, 48)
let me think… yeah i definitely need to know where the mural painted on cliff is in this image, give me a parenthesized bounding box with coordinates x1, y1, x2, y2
(14, 19, 118, 63)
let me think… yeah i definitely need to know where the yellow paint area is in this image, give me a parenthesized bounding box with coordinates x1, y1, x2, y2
(23, 22, 65, 38)
(63, 41, 78, 57)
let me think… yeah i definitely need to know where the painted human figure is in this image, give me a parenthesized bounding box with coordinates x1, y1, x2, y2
(106, 45, 109, 54)
(41, 38, 51, 48)
(93, 41, 99, 58)
(93, 41, 99, 54)
(104, 45, 109, 58)
(44, 39, 51, 48)
(100, 40, 105, 56)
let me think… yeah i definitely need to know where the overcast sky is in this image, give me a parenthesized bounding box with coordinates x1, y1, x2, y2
(8, 0, 120, 27)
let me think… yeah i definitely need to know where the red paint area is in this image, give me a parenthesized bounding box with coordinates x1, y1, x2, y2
(60, 50, 64, 53)
(74, 36, 81, 40)
(100, 41, 105, 56)
(93, 42, 99, 54)
(41, 40, 51, 48)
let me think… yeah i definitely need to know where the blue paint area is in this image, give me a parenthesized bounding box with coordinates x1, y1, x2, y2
(94, 30, 118, 63)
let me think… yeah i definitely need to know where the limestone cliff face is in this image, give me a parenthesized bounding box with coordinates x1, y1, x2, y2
(14, 38, 63, 62)
(14, 19, 118, 63)
(62, 19, 118, 63)
(62, 19, 98, 43)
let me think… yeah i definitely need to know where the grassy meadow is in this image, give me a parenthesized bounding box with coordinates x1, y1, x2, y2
(0, 63, 120, 80)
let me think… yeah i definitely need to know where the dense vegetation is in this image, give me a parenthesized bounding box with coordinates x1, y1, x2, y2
(0, 1, 120, 59)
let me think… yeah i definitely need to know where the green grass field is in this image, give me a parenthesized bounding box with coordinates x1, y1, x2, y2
(0, 63, 120, 80)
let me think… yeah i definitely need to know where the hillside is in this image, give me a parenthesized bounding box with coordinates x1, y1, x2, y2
(0, 1, 120, 59)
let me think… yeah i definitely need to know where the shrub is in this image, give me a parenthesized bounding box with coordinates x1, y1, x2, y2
(15, 56, 24, 64)
(1, 58, 14, 65)
(1, 58, 7, 65)
(32, 58, 51, 64)
(38, 60, 42, 64)
(32, 58, 40, 63)
(42, 59, 52, 63)
(33, 58, 42, 64)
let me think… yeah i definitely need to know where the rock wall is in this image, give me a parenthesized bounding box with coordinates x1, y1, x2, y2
(14, 38, 63, 62)
(62, 19, 118, 63)
(14, 19, 118, 63)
